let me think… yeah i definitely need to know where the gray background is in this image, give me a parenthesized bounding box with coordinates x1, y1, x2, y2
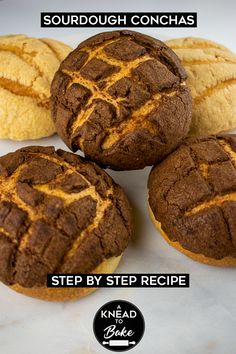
(0, 0, 235, 51)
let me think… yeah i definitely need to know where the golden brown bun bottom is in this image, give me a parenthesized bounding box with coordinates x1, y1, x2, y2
(9, 255, 122, 301)
(148, 205, 236, 267)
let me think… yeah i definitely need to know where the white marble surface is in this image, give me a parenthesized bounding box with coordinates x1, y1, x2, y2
(0, 1, 236, 353)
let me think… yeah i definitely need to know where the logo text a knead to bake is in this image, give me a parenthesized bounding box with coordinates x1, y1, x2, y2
(93, 300, 145, 351)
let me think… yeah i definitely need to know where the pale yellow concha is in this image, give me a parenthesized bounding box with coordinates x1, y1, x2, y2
(0, 34, 72, 140)
(166, 37, 236, 136)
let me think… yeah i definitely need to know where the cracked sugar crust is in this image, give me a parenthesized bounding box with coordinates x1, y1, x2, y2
(166, 37, 236, 136)
(0, 34, 72, 140)
(0, 146, 133, 288)
(148, 135, 236, 260)
(51, 30, 192, 170)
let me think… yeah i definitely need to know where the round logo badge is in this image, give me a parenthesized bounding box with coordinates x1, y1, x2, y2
(93, 300, 145, 352)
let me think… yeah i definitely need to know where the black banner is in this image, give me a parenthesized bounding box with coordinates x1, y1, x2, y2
(41, 12, 197, 28)
(47, 273, 190, 287)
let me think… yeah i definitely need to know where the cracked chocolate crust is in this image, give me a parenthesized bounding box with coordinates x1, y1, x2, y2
(51, 30, 192, 170)
(148, 135, 236, 260)
(0, 146, 133, 288)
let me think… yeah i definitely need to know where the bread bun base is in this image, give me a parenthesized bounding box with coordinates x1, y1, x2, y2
(9, 255, 122, 301)
(148, 204, 236, 267)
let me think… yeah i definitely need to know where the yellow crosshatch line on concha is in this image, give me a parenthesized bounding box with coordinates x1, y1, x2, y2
(101, 92, 161, 149)
(66, 53, 151, 94)
(182, 59, 236, 66)
(0, 77, 49, 109)
(0, 47, 50, 107)
(218, 140, 236, 166)
(63, 37, 153, 133)
(0, 38, 67, 113)
(77, 87, 184, 150)
(34, 184, 99, 206)
(44, 168, 77, 185)
(198, 163, 209, 178)
(18, 230, 32, 251)
(62, 198, 112, 262)
(184, 140, 236, 217)
(0, 152, 114, 258)
(37, 153, 92, 186)
(102, 90, 179, 149)
(63, 69, 121, 116)
(97, 54, 151, 90)
(62, 36, 188, 151)
(0, 226, 14, 243)
(0, 163, 38, 221)
(80, 37, 132, 67)
(39, 38, 61, 62)
(168, 43, 227, 50)
(63, 54, 151, 134)
(34, 183, 113, 260)
(185, 193, 236, 217)
(193, 78, 236, 104)
(0, 44, 49, 82)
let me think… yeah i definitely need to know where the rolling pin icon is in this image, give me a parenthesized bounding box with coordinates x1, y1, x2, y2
(102, 340, 136, 346)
